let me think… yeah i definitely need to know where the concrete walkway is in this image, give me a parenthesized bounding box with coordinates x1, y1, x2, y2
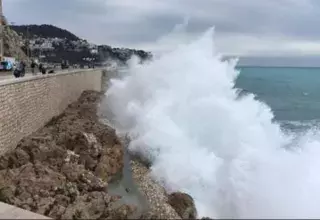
(0, 202, 50, 219)
(0, 67, 94, 82)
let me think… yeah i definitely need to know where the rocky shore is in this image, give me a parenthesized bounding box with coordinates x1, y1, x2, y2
(0, 90, 199, 219)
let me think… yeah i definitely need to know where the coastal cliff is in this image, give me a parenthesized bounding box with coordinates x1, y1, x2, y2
(0, 90, 197, 219)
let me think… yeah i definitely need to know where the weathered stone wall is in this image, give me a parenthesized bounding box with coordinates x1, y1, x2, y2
(0, 69, 103, 154)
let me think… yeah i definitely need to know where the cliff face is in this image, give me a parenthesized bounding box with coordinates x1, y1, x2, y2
(2, 26, 29, 62)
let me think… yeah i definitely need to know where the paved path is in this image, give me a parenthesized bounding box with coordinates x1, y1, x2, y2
(0, 71, 49, 81)
(0, 69, 86, 82)
(0, 66, 98, 82)
(0, 72, 15, 80)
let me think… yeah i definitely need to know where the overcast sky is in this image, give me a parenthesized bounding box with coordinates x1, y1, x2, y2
(4, 0, 320, 65)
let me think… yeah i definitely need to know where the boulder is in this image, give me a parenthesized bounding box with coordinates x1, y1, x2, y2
(168, 192, 197, 219)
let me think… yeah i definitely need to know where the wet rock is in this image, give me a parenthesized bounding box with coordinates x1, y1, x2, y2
(61, 195, 91, 219)
(0, 170, 16, 203)
(36, 197, 55, 215)
(54, 194, 70, 207)
(94, 157, 109, 181)
(168, 192, 197, 219)
(95, 143, 123, 182)
(60, 182, 80, 201)
(11, 148, 30, 168)
(78, 171, 107, 191)
(0, 156, 9, 169)
(86, 192, 109, 219)
(130, 160, 180, 219)
(0, 185, 15, 203)
(48, 204, 66, 219)
(64, 150, 80, 163)
(0, 91, 144, 219)
(64, 131, 102, 158)
(61, 163, 83, 182)
(17, 136, 67, 169)
(103, 195, 139, 219)
(61, 192, 109, 219)
(56, 131, 103, 172)
(16, 164, 66, 195)
(80, 154, 97, 171)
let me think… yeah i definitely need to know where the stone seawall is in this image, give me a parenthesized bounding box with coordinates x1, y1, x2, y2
(0, 69, 103, 155)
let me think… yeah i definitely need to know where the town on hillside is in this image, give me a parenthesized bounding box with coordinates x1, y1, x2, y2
(0, 17, 152, 77)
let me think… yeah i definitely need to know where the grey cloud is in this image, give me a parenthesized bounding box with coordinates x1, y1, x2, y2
(3, 0, 320, 57)
(183, 0, 320, 40)
(239, 55, 320, 67)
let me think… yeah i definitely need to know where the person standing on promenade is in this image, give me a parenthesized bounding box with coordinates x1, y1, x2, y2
(20, 60, 26, 77)
(38, 62, 46, 74)
(31, 59, 36, 75)
(13, 60, 26, 78)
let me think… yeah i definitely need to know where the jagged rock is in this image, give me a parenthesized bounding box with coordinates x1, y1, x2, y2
(64, 150, 80, 163)
(103, 203, 138, 219)
(36, 197, 55, 215)
(61, 195, 91, 219)
(54, 194, 70, 207)
(0, 91, 128, 219)
(60, 163, 83, 182)
(79, 170, 107, 191)
(0, 90, 187, 220)
(99, 144, 123, 182)
(131, 160, 181, 219)
(60, 192, 111, 219)
(48, 204, 66, 218)
(0, 185, 15, 203)
(167, 192, 197, 219)
(94, 155, 109, 181)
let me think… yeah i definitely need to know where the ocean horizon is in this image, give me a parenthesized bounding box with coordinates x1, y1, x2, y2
(237, 66, 320, 124)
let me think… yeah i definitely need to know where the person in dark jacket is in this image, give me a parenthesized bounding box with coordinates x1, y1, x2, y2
(13, 61, 26, 78)
(38, 63, 46, 74)
(20, 61, 26, 76)
(31, 60, 36, 75)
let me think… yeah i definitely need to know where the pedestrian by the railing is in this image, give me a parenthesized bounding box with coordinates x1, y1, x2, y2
(38, 63, 43, 72)
(21, 61, 26, 77)
(31, 60, 36, 75)
(38, 63, 46, 74)
(13, 61, 26, 78)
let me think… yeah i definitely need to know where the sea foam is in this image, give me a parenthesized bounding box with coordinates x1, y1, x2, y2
(100, 27, 320, 218)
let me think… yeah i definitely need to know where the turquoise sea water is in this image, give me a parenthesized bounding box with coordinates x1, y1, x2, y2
(236, 67, 320, 130)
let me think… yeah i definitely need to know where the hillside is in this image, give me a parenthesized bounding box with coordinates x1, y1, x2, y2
(10, 24, 80, 41)
(3, 26, 30, 62)
(10, 24, 152, 64)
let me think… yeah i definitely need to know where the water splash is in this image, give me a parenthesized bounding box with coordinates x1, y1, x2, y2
(101, 27, 320, 218)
